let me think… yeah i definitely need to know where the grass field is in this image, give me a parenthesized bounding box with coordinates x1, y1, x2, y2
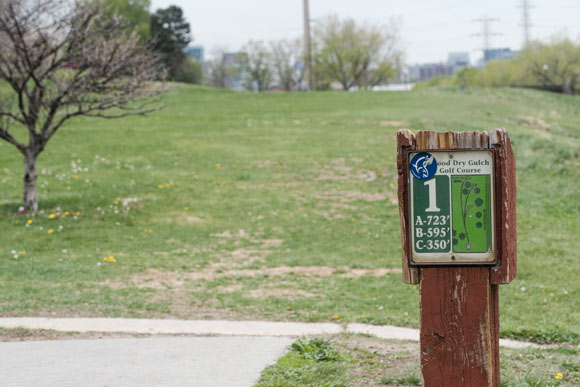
(0, 85, 579, 344)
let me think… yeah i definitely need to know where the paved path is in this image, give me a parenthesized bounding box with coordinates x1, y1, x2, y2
(0, 318, 540, 387)
(0, 336, 292, 387)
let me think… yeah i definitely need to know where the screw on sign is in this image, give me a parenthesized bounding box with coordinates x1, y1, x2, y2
(397, 129, 516, 387)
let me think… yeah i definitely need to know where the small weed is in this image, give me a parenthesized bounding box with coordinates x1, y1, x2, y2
(562, 360, 580, 372)
(256, 337, 349, 387)
(291, 337, 344, 362)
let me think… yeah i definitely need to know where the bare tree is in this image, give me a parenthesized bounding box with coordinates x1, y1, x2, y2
(205, 48, 232, 88)
(0, 0, 163, 212)
(238, 40, 273, 92)
(270, 38, 303, 91)
(312, 15, 402, 90)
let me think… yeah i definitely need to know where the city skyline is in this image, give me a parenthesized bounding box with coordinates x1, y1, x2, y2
(150, 0, 580, 64)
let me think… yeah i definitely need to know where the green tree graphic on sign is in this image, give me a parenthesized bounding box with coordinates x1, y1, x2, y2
(451, 175, 492, 253)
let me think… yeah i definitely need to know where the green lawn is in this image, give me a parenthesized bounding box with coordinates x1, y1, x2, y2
(0, 85, 579, 343)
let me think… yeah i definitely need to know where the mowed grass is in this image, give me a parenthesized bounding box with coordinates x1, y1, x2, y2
(0, 85, 579, 343)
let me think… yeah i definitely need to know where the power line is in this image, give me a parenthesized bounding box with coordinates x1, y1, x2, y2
(471, 15, 502, 52)
(519, 0, 532, 47)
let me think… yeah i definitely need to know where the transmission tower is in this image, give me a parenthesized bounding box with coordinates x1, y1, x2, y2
(472, 16, 501, 52)
(520, 0, 532, 47)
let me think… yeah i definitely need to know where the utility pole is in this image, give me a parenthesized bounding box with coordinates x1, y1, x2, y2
(471, 15, 501, 62)
(303, 0, 314, 91)
(520, 0, 532, 47)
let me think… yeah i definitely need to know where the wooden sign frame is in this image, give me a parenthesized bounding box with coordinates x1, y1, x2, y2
(397, 129, 517, 386)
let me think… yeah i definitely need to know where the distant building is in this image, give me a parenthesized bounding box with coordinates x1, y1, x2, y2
(202, 52, 247, 91)
(447, 52, 470, 67)
(407, 63, 454, 82)
(184, 46, 204, 62)
(484, 48, 519, 62)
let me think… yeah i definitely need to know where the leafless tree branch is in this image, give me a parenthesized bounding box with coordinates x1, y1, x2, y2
(0, 0, 166, 211)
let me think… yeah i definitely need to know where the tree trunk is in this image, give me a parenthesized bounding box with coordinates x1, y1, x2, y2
(23, 151, 39, 212)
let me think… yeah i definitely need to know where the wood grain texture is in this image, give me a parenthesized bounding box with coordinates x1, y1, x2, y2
(489, 129, 517, 284)
(397, 129, 419, 284)
(420, 267, 499, 386)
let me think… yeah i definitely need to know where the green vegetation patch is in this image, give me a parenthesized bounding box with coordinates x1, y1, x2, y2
(257, 335, 580, 386)
(256, 337, 349, 387)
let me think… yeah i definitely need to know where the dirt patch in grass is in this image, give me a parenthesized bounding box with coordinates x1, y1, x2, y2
(103, 266, 401, 289)
(317, 334, 421, 386)
(325, 334, 580, 386)
(247, 288, 319, 299)
(379, 120, 409, 127)
(313, 158, 378, 183)
(187, 266, 402, 281)
(104, 268, 187, 290)
(260, 238, 284, 248)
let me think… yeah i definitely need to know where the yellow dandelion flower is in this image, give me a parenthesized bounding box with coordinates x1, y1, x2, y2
(113, 200, 119, 205)
(75, 211, 80, 216)
(216, 163, 221, 170)
(48, 214, 55, 219)
(64, 211, 70, 216)
(332, 314, 340, 319)
(184, 207, 189, 211)
(555, 373, 563, 380)
(47, 229, 54, 235)
(18, 251, 26, 255)
(56, 212, 61, 216)
(158, 184, 164, 189)
(27, 219, 33, 225)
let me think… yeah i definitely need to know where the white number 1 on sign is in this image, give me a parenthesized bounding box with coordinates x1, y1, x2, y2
(424, 179, 441, 213)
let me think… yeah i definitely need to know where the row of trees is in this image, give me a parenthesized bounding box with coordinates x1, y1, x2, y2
(423, 37, 580, 95)
(206, 16, 403, 92)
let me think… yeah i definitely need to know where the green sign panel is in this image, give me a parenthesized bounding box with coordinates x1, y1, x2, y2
(451, 175, 492, 253)
(409, 150, 495, 264)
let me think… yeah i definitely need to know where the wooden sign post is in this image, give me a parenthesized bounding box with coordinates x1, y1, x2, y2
(397, 129, 516, 386)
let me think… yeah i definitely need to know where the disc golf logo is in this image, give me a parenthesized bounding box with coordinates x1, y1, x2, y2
(410, 152, 437, 180)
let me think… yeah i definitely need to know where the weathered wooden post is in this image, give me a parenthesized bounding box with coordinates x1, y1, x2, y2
(397, 129, 516, 386)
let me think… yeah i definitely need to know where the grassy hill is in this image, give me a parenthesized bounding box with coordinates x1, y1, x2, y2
(1, 85, 579, 343)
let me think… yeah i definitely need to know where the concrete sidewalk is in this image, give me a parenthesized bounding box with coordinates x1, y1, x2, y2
(0, 336, 293, 387)
(0, 318, 540, 387)
(0, 317, 537, 349)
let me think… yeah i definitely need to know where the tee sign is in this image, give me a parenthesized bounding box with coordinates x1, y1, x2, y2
(409, 150, 495, 264)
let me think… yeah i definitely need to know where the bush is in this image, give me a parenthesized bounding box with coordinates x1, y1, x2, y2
(174, 58, 203, 84)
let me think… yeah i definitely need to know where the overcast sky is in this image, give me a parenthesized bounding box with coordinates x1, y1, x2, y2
(150, 0, 580, 65)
